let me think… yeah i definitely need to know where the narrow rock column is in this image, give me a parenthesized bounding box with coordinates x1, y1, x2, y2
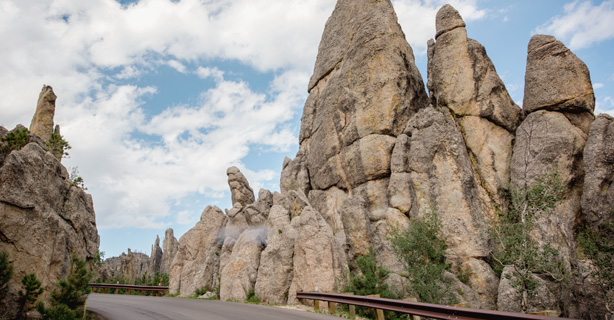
(30, 85, 56, 142)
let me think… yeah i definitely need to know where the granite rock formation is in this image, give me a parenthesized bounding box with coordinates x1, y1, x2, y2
(149, 235, 163, 276)
(167, 1, 611, 318)
(29, 85, 56, 143)
(0, 115, 99, 315)
(161, 228, 179, 275)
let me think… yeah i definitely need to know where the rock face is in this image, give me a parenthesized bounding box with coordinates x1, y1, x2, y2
(0, 125, 99, 314)
(29, 85, 57, 143)
(167, 2, 611, 318)
(169, 206, 225, 296)
(161, 228, 179, 275)
(581, 114, 614, 229)
(149, 235, 163, 276)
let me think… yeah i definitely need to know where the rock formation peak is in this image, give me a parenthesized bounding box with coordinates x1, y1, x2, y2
(29, 84, 57, 142)
(435, 4, 465, 38)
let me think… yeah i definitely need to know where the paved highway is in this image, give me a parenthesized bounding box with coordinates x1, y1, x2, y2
(87, 293, 344, 320)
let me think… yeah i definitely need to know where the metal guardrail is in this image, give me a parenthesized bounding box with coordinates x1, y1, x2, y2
(296, 292, 578, 320)
(88, 283, 169, 295)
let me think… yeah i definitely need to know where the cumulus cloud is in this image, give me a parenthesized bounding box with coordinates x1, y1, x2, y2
(595, 96, 614, 116)
(0, 0, 486, 231)
(535, 0, 614, 50)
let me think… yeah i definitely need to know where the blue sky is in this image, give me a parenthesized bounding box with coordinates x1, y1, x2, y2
(1, 0, 613, 258)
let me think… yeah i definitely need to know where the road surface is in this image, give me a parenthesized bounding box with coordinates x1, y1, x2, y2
(87, 293, 344, 320)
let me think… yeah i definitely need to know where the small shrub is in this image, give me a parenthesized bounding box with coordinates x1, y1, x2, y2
(0, 251, 13, 302)
(578, 222, 614, 318)
(46, 133, 71, 159)
(38, 256, 92, 318)
(69, 167, 87, 190)
(389, 208, 456, 305)
(1, 128, 29, 152)
(16, 273, 44, 319)
(245, 288, 260, 304)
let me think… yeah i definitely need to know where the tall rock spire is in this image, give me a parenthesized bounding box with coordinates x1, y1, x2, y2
(30, 85, 56, 142)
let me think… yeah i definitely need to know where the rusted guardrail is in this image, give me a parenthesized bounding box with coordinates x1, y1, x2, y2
(296, 292, 578, 320)
(88, 283, 169, 296)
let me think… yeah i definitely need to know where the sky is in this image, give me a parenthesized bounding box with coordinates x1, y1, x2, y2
(1, 0, 613, 259)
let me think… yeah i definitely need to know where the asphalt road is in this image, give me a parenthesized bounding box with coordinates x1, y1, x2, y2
(87, 293, 345, 320)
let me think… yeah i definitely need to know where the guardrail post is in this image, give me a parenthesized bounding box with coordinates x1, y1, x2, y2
(328, 301, 336, 314)
(367, 294, 385, 320)
(344, 292, 356, 320)
(314, 299, 320, 311)
(404, 298, 420, 320)
(529, 310, 560, 316)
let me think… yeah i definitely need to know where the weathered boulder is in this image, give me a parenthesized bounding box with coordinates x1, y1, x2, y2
(169, 205, 225, 296)
(219, 228, 265, 301)
(227, 166, 255, 207)
(288, 206, 344, 303)
(0, 132, 99, 312)
(523, 35, 595, 115)
(581, 114, 614, 228)
(428, 4, 521, 205)
(254, 205, 296, 304)
(149, 235, 163, 276)
(29, 85, 56, 142)
(161, 228, 179, 275)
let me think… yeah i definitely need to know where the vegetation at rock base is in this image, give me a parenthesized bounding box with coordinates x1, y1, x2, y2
(16, 273, 44, 319)
(37, 256, 93, 319)
(578, 221, 614, 317)
(389, 208, 456, 305)
(0, 128, 29, 152)
(489, 169, 568, 312)
(46, 132, 71, 159)
(0, 251, 13, 303)
(344, 247, 396, 318)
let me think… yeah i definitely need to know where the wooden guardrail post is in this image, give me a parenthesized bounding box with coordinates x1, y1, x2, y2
(529, 310, 560, 317)
(404, 298, 420, 320)
(314, 299, 320, 311)
(344, 292, 356, 320)
(367, 294, 385, 320)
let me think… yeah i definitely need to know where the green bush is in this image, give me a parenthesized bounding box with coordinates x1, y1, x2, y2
(1, 128, 29, 152)
(578, 222, 614, 317)
(38, 256, 92, 319)
(245, 288, 260, 304)
(46, 133, 71, 159)
(16, 273, 44, 319)
(489, 169, 567, 311)
(69, 167, 87, 190)
(345, 247, 391, 297)
(389, 208, 455, 305)
(0, 251, 13, 303)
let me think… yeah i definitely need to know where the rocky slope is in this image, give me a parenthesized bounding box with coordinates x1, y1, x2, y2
(0, 86, 100, 315)
(167, 1, 610, 318)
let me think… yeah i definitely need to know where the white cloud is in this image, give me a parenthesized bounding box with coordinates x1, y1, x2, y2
(0, 0, 487, 231)
(196, 67, 225, 82)
(594, 82, 604, 89)
(167, 60, 187, 74)
(595, 96, 614, 116)
(535, 0, 614, 50)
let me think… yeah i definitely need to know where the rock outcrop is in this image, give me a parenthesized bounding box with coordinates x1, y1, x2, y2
(581, 114, 614, 229)
(0, 122, 99, 314)
(167, 1, 611, 318)
(29, 85, 56, 143)
(161, 228, 179, 275)
(149, 235, 163, 276)
(169, 206, 225, 296)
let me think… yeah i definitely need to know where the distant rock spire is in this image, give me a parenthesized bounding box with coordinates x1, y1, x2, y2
(30, 85, 56, 142)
